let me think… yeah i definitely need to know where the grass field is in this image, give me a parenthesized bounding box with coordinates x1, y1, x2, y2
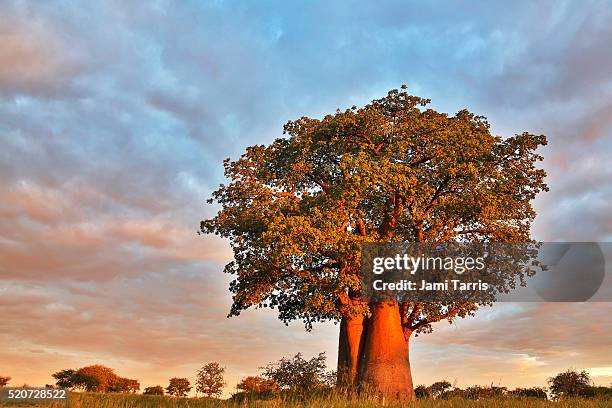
(4, 392, 611, 408)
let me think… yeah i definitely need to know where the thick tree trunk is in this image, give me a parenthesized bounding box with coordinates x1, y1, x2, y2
(337, 313, 366, 389)
(355, 302, 416, 400)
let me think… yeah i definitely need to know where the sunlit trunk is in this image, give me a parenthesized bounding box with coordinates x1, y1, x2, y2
(337, 313, 366, 389)
(356, 302, 416, 400)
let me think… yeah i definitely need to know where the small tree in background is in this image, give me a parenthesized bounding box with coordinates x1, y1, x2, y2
(166, 377, 191, 397)
(73, 365, 116, 392)
(548, 369, 592, 399)
(414, 380, 453, 399)
(109, 377, 140, 393)
(428, 380, 452, 398)
(195, 362, 225, 398)
(261, 352, 333, 393)
(51, 365, 138, 393)
(0, 376, 10, 387)
(52, 370, 76, 389)
(414, 385, 430, 398)
(143, 385, 165, 395)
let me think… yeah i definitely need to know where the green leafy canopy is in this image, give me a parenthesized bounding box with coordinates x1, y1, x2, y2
(201, 87, 548, 331)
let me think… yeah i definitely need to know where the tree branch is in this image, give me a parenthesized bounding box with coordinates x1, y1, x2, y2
(410, 301, 470, 331)
(407, 302, 422, 326)
(422, 176, 451, 218)
(409, 155, 432, 167)
(379, 191, 404, 239)
(271, 191, 301, 203)
(356, 217, 367, 237)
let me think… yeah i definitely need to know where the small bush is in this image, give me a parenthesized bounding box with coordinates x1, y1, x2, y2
(143, 385, 165, 395)
(508, 387, 548, 399)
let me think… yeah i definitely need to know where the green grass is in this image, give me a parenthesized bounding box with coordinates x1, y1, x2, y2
(4, 392, 610, 408)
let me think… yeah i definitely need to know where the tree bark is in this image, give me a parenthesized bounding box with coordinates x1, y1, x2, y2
(337, 313, 366, 389)
(354, 302, 416, 400)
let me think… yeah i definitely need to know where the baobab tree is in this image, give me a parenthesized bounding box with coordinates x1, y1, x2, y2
(201, 87, 547, 400)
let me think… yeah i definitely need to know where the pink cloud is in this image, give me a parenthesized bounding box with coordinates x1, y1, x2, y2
(0, 13, 82, 98)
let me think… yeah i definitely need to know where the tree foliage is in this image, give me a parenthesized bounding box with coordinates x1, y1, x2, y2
(416, 381, 545, 400)
(143, 385, 165, 395)
(236, 376, 278, 396)
(414, 384, 429, 398)
(414, 380, 454, 399)
(0, 376, 10, 387)
(508, 387, 548, 399)
(463, 385, 508, 400)
(418, 380, 610, 402)
(195, 362, 225, 398)
(74, 365, 116, 392)
(52, 370, 75, 389)
(548, 369, 592, 399)
(51, 365, 139, 393)
(261, 352, 334, 393)
(166, 377, 191, 398)
(584, 385, 612, 400)
(428, 380, 453, 398)
(202, 87, 548, 333)
(109, 377, 140, 393)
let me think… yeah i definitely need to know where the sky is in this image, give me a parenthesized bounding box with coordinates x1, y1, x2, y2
(1, 0, 612, 396)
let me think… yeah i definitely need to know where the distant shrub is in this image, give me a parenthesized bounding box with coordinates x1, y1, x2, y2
(439, 387, 467, 399)
(143, 385, 165, 395)
(548, 369, 592, 399)
(0, 376, 10, 387)
(435, 385, 507, 400)
(428, 380, 453, 398)
(414, 380, 452, 399)
(51, 365, 139, 393)
(413, 378, 611, 403)
(583, 385, 612, 400)
(237, 376, 278, 395)
(508, 387, 548, 399)
(261, 352, 334, 394)
(109, 377, 140, 393)
(464, 385, 507, 400)
(414, 384, 429, 398)
(52, 369, 76, 389)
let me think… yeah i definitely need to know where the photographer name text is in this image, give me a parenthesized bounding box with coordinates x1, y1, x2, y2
(373, 279, 489, 291)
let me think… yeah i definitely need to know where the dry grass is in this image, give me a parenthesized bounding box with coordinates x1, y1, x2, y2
(5, 392, 610, 408)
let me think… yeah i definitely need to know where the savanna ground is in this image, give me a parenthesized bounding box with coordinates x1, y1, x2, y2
(3, 392, 611, 408)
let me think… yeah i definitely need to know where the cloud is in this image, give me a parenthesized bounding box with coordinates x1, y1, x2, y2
(411, 303, 612, 387)
(580, 101, 612, 142)
(0, 8, 87, 98)
(423, 303, 612, 359)
(0, 179, 232, 280)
